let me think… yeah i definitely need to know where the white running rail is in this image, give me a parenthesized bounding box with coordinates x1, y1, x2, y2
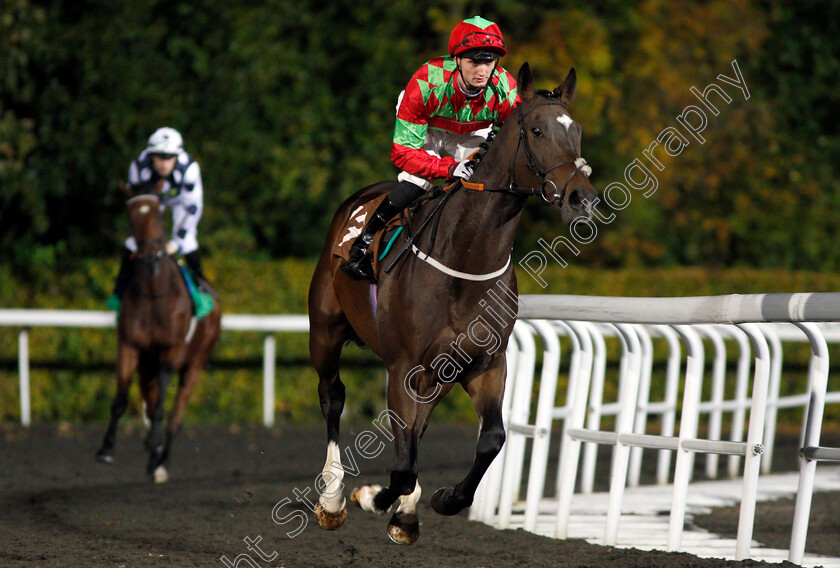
(0, 309, 309, 428)
(472, 293, 840, 566)
(5, 295, 840, 565)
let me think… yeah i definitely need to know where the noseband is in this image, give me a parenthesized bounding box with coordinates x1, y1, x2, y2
(134, 237, 166, 276)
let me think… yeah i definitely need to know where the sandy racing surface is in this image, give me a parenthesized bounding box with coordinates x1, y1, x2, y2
(1, 422, 837, 568)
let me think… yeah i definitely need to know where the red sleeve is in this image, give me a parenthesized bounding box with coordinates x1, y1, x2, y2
(390, 143, 457, 180)
(390, 66, 458, 180)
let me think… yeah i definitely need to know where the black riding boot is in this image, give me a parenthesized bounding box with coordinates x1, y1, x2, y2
(340, 181, 425, 281)
(183, 250, 205, 283)
(340, 201, 399, 281)
(112, 248, 133, 298)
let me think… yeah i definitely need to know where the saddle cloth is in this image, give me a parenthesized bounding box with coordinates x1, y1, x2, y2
(332, 195, 406, 273)
(177, 263, 215, 319)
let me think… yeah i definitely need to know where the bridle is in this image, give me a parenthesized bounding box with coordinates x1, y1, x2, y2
(464, 94, 592, 207)
(391, 95, 593, 277)
(126, 195, 177, 297)
(514, 98, 590, 205)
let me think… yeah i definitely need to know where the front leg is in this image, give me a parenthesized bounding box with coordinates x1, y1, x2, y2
(351, 370, 450, 544)
(388, 483, 421, 544)
(96, 344, 139, 463)
(145, 360, 173, 482)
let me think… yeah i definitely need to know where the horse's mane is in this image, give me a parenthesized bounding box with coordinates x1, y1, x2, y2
(533, 89, 569, 106)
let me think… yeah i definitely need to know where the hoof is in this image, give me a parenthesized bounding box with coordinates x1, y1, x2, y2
(431, 487, 468, 516)
(315, 499, 347, 530)
(152, 465, 169, 484)
(387, 512, 419, 544)
(349, 485, 384, 514)
(95, 451, 113, 464)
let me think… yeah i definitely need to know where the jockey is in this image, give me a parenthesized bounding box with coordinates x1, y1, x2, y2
(341, 15, 519, 281)
(106, 127, 205, 312)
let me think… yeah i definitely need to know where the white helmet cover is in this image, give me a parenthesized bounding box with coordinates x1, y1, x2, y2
(146, 127, 183, 155)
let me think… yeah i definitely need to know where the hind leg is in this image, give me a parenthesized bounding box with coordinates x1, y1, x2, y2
(156, 324, 220, 483)
(431, 360, 506, 516)
(96, 343, 139, 463)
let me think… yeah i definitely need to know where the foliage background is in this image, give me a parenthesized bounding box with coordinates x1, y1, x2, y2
(3, 0, 839, 271)
(2, 0, 840, 424)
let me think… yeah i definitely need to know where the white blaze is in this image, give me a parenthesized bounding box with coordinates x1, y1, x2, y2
(557, 115, 574, 131)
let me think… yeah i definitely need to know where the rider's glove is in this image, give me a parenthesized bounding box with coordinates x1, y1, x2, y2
(451, 160, 474, 181)
(165, 240, 179, 256)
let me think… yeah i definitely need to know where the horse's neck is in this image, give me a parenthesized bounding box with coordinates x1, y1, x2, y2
(132, 256, 180, 294)
(423, 184, 524, 271)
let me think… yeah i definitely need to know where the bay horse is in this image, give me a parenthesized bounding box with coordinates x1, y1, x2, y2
(308, 63, 597, 542)
(96, 179, 222, 483)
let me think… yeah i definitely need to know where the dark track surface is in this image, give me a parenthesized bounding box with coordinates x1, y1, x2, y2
(1, 422, 835, 568)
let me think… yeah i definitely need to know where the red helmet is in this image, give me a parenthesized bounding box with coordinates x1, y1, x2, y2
(448, 16, 507, 60)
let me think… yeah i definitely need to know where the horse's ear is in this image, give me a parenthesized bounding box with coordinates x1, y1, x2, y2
(517, 62, 535, 102)
(153, 179, 165, 194)
(119, 181, 134, 198)
(553, 67, 577, 106)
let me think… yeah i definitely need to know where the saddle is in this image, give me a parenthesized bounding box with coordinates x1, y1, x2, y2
(332, 195, 408, 274)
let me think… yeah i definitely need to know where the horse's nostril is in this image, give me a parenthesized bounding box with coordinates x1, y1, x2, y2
(568, 189, 583, 209)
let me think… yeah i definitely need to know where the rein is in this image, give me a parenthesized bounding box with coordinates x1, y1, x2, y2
(130, 251, 180, 299)
(465, 95, 592, 206)
(383, 183, 461, 274)
(382, 94, 591, 281)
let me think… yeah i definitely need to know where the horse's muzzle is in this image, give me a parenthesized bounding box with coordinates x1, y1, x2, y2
(138, 252, 163, 278)
(561, 185, 598, 224)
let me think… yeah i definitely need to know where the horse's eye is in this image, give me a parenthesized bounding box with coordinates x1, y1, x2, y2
(531, 128, 543, 137)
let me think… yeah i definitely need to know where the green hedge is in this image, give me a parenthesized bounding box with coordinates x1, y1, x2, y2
(2, 259, 840, 425)
(5, 1, 840, 271)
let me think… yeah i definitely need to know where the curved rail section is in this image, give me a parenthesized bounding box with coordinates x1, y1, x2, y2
(471, 293, 840, 566)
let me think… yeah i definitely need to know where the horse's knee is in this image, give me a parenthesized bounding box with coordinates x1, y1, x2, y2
(165, 425, 181, 442)
(477, 427, 505, 458)
(110, 391, 129, 416)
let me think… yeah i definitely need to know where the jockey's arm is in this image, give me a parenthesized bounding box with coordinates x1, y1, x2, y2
(127, 159, 141, 187)
(169, 161, 203, 255)
(390, 88, 458, 181)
